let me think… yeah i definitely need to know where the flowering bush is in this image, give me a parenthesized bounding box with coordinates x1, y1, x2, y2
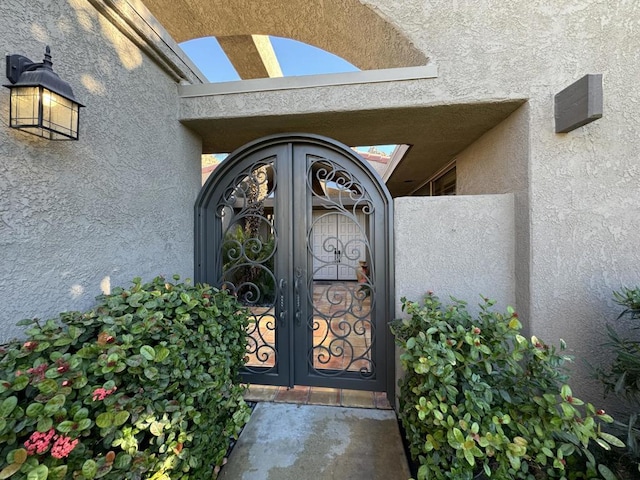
(0, 276, 250, 479)
(392, 293, 623, 480)
(595, 287, 640, 470)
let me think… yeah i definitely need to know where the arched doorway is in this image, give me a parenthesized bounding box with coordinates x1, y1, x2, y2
(195, 134, 393, 394)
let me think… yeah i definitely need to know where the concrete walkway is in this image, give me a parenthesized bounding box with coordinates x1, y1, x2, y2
(219, 402, 411, 480)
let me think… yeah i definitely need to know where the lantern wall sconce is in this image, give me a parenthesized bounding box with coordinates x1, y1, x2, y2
(4, 46, 84, 140)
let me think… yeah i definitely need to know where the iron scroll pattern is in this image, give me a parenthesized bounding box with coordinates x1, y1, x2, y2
(306, 156, 376, 378)
(216, 159, 278, 373)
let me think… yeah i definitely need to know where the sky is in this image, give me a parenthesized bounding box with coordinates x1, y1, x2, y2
(179, 35, 360, 82)
(180, 35, 395, 156)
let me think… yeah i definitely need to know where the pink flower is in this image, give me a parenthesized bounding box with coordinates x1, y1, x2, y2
(56, 359, 70, 374)
(50, 435, 79, 459)
(24, 429, 55, 455)
(92, 386, 117, 401)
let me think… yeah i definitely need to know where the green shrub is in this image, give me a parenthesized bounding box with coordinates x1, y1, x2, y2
(392, 293, 622, 480)
(0, 275, 251, 479)
(598, 287, 640, 404)
(595, 287, 640, 464)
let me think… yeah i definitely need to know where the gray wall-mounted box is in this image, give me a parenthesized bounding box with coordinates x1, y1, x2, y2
(555, 74, 603, 133)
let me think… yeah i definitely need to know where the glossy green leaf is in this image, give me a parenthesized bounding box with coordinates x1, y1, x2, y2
(96, 412, 114, 428)
(37, 379, 58, 395)
(12, 376, 29, 391)
(48, 465, 68, 480)
(77, 418, 92, 431)
(598, 464, 619, 480)
(150, 421, 164, 436)
(68, 325, 82, 339)
(7, 448, 27, 465)
(27, 465, 48, 480)
(53, 336, 73, 347)
(73, 407, 89, 421)
(0, 397, 18, 417)
(599, 432, 625, 448)
(82, 459, 98, 479)
(57, 420, 76, 433)
(43, 394, 65, 415)
(114, 411, 130, 426)
(155, 346, 170, 362)
(0, 463, 21, 479)
(140, 345, 156, 361)
(464, 448, 475, 466)
(114, 453, 132, 469)
(36, 417, 53, 432)
(126, 355, 143, 367)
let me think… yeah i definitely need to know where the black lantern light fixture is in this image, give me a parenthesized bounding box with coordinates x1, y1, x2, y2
(4, 46, 84, 140)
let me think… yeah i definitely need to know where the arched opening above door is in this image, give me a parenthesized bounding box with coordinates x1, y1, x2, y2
(142, 0, 427, 77)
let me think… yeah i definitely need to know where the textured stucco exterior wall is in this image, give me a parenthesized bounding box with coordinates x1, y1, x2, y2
(455, 105, 531, 332)
(0, 0, 201, 341)
(370, 0, 640, 401)
(394, 195, 515, 314)
(456, 106, 529, 198)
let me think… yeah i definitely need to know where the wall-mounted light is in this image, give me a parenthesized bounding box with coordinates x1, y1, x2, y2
(4, 46, 84, 140)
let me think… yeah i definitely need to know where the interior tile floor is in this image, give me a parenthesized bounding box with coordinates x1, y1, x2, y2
(244, 384, 392, 410)
(245, 282, 373, 373)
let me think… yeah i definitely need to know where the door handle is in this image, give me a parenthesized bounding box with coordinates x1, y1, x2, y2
(294, 268, 302, 326)
(278, 278, 287, 326)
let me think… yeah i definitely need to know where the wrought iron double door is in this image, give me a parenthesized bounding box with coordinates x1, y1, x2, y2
(197, 136, 392, 392)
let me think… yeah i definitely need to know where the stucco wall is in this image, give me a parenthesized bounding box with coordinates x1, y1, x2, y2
(394, 195, 515, 314)
(0, 0, 201, 341)
(369, 0, 640, 402)
(455, 104, 531, 332)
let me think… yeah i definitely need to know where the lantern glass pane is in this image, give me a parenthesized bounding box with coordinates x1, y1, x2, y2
(41, 89, 78, 140)
(10, 87, 39, 127)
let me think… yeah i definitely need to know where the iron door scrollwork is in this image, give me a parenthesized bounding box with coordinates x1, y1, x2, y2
(196, 135, 392, 393)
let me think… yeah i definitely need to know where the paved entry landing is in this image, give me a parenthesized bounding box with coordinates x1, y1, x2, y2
(219, 403, 410, 480)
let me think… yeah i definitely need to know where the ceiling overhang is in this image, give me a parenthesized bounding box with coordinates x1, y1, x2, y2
(178, 69, 526, 196)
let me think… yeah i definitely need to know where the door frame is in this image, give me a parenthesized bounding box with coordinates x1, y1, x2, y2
(194, 133, 395, 398)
